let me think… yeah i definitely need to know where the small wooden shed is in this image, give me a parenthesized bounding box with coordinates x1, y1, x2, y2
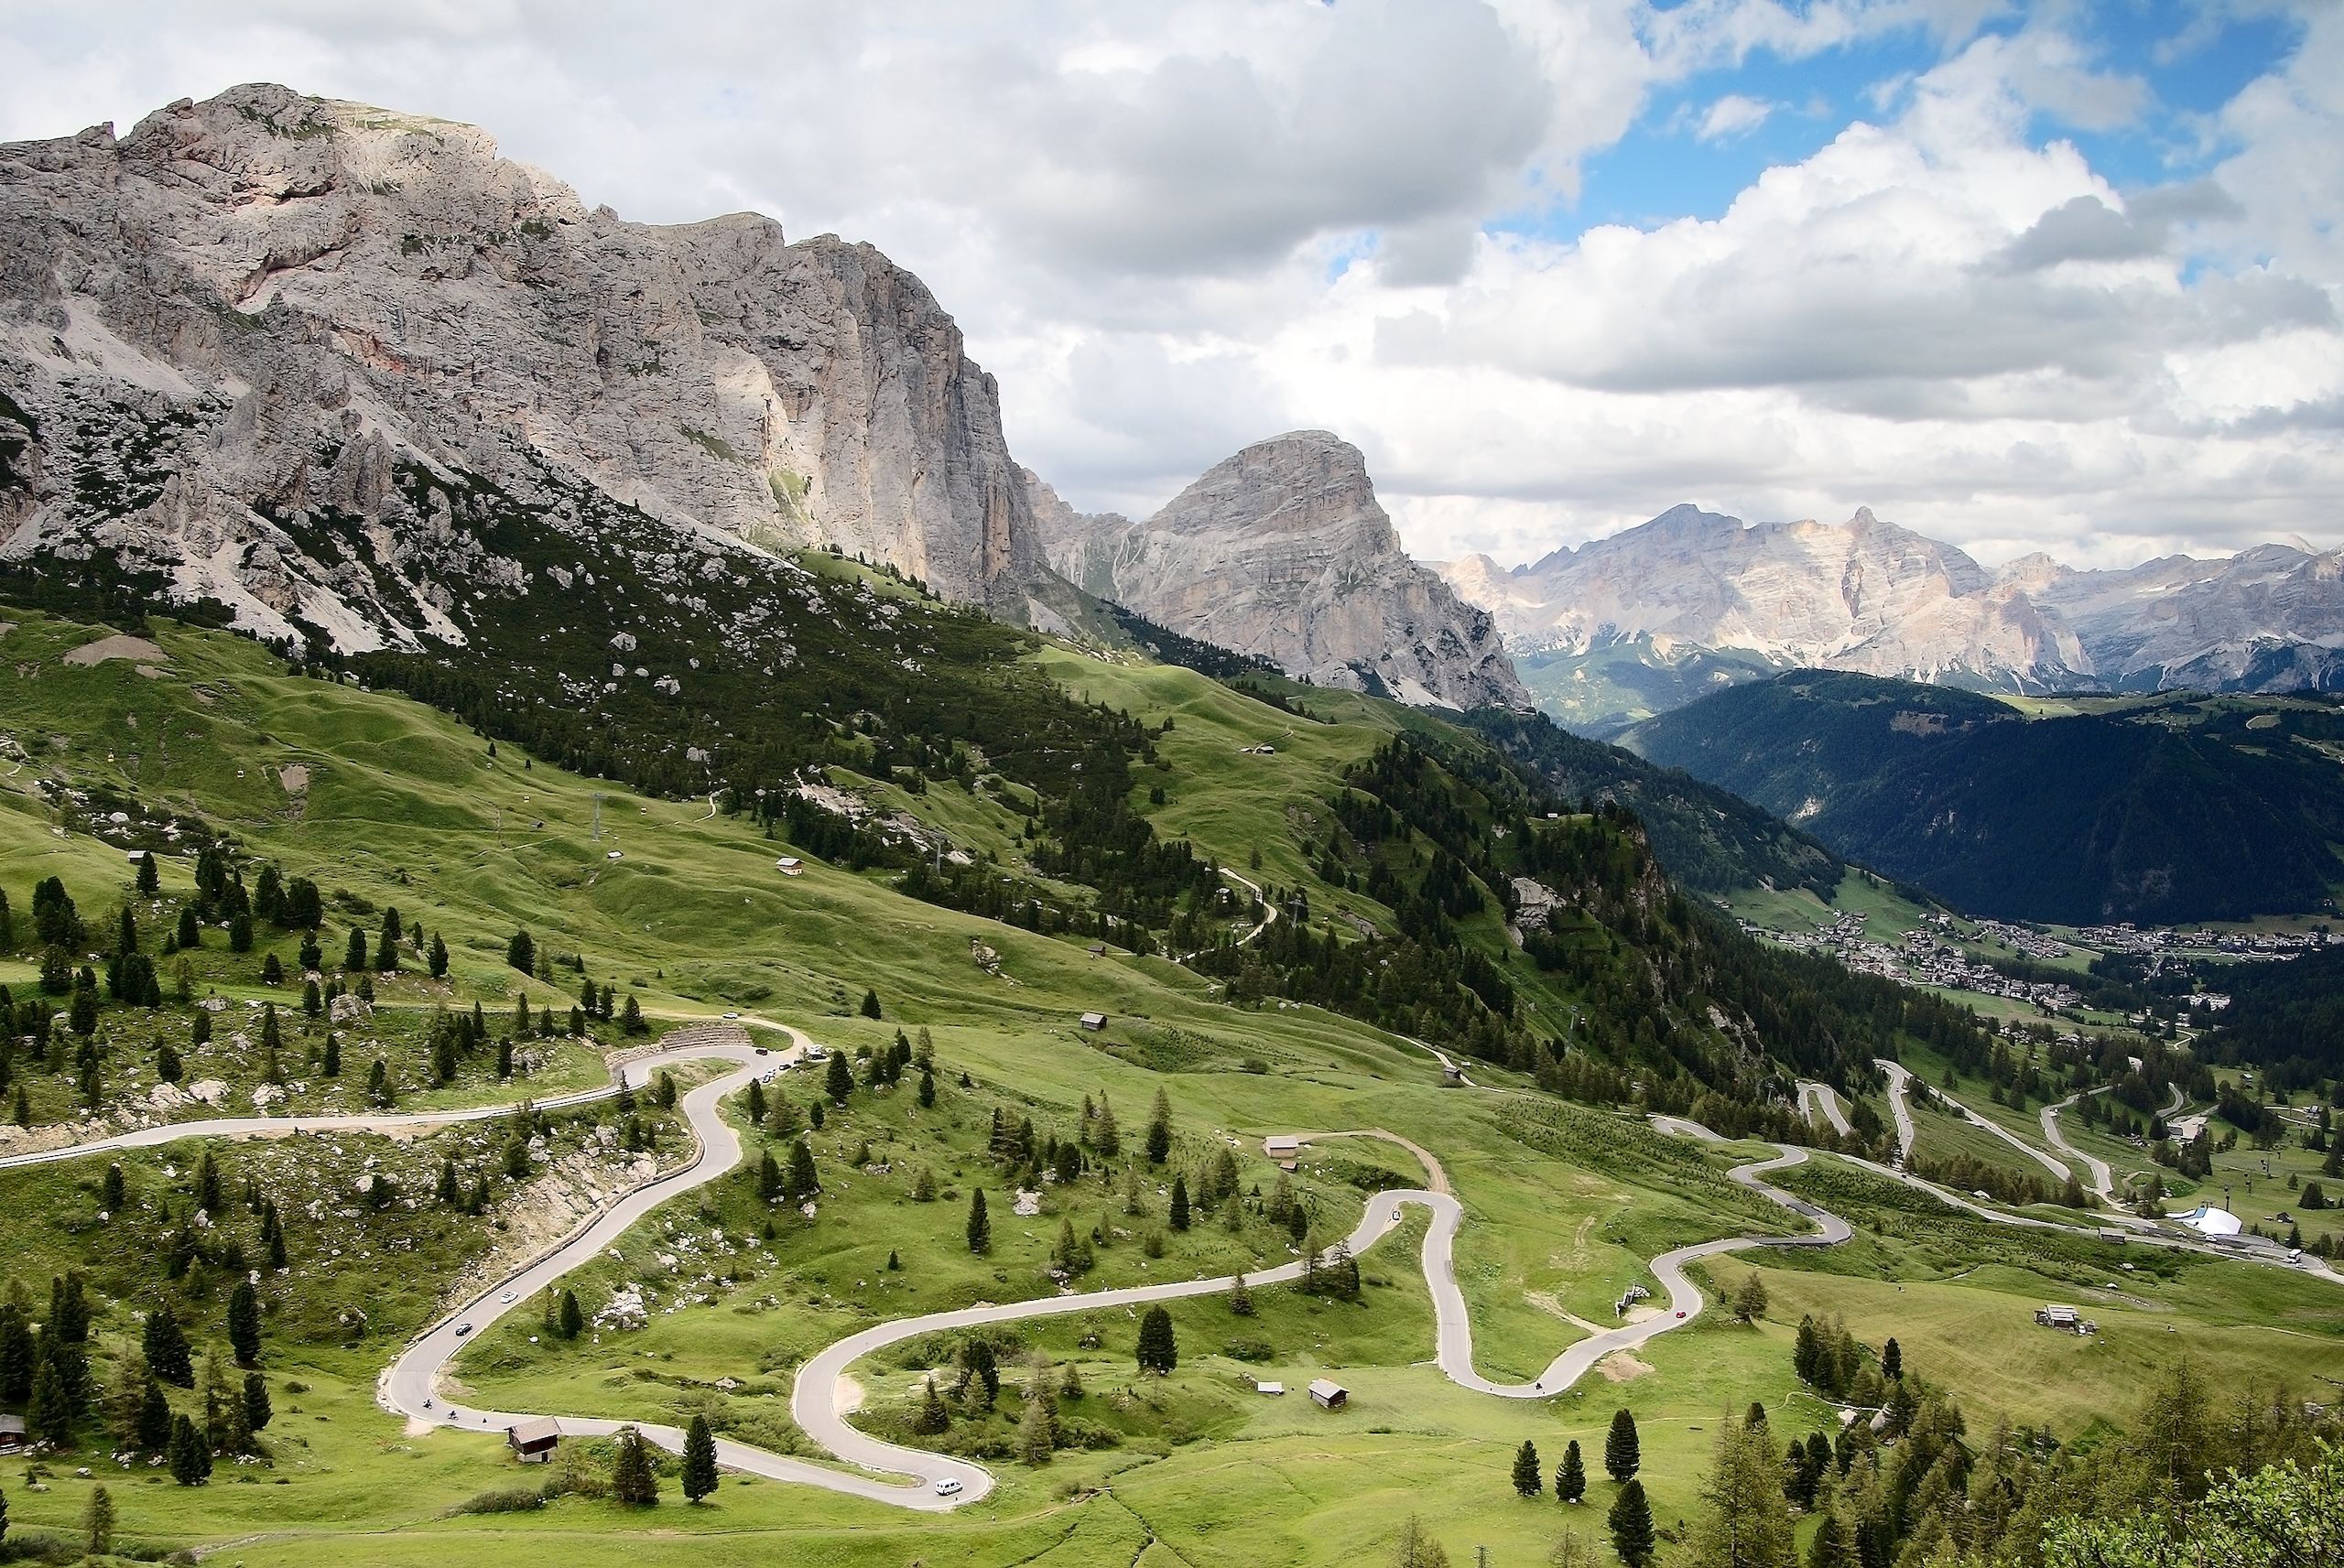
(1308, 1379, 1348, 1410)
(506, 1416, 562, 1463)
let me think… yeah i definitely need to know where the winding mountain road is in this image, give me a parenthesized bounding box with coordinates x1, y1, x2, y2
(1877, 1059, 1918, 1163)
(2041, 1090, 2119, 1205)
(1797, 1080, 1852, 1137)
(0, 1026, 1859, 1512)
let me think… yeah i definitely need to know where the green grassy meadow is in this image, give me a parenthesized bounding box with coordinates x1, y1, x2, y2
(4, 608, 2341, 1566)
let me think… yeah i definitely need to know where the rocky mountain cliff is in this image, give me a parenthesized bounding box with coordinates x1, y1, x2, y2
(1029, 431, 1527, 710)
(1444, 503, 2344, 732)
(0, 83, 1039, 649)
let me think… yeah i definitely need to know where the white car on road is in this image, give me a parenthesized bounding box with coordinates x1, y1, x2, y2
(934, 1476, 963, 1498)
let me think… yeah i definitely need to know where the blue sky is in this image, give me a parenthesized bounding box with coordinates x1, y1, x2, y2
(1554, 2, 2303, 237)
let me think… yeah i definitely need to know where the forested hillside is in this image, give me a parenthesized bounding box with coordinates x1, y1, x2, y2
(1625, 671, 2344, 923)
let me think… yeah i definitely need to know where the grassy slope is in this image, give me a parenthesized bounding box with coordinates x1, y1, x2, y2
(4, 610, 2340, 1566)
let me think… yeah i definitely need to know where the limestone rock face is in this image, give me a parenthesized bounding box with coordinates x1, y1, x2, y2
(1031, 432, 1528, 710)
(1444, 503, 2344, 727)
(0, 83, 1036, 648)
(1460, 503, 2084, 683)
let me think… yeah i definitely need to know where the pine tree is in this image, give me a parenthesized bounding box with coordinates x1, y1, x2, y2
(168, 1411, 211, 1485)
(682, 1412, 719, 1502)
(1229, 1271, 1254, 1315)
(745, 1078, 766, 1125)
(824, 1050, 852, 1104)
(757, 1150, 783, 1202)
(612, 1425, 659, 1507)
(506, 929, 536, 974)
(1169, 1174, 1191, 1231)
(1557, 1438, 1587, 1503)
(967, 1188, 991, 1254)
(788, 1140, 819, 1200)
(1135, 1305, 1177, 1374)
(917, 1068, 936, 1108)
(429, 933, 449, 979)
(1608, 1478, 1656, 1567)
(1514, 1439, 1545, 1497)
(860, 988, 882, 1019)
(227, 1280, 263, 1366)
(558, 1288, 583, 1340)
(1605, 1407, 1641, 1483)
(1881, 1337, 1902, 1380)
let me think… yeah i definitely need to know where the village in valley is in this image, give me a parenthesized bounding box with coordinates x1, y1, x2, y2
(1732, 901, 2326, 1028)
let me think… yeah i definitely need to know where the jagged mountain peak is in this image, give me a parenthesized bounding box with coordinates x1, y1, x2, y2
(1026, 433, 1528, 711)
(0, 81, 1038, 651)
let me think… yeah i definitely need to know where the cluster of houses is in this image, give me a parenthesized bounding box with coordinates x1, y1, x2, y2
(1741, 909, 2081, 1011)
(2078, 923, 2327, 960)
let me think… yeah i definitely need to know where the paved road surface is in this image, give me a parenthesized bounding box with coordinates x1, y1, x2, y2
(1797, 1081, 1852, 1137)
(2041, 1090, 2119, 1205)
(1877, 1059, 1918, 1163)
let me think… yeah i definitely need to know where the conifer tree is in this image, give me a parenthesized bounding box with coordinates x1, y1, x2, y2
(1169, 1174, 1191, 1231)
(682, 1413, 719, 1502)
(1609, 1478, 1655, 1567)
(1557, 1438, 1587, 1503)
(612, 1424, 659, 1506)
(860, 988, 882, 1019)
(145, 1303, 193, 1386)
(1606, 1407, 1641, 1483)
(136, 1373, 172, 1451)
(824, 1050, 852, 1104)
(788, 1140, 819, 1200)
(967, 1188, 991, 1253)
(558, 1288, 582, 1340)
(85, 1483, 114, 1556)
(227, 1280, 262, 1366)
(1514, 1439, 1545, 1497)
(168, 1411, 211, 1485)
(1145, 1088, 1172, 1163)
(912, 1375, 950, 1434)
(1135, 1305, 1177, 1374)
(244, 1370, 272, 1432)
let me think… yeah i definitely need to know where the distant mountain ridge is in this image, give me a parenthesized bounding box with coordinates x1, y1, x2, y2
(1623, 670, 2344, 925)
(1442, 504, 2344, 733)
(1028, 431, 1528, 711)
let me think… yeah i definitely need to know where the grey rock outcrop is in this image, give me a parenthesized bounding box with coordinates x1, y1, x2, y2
(1029, 432, 1528, 710)
(0, 83, 1036, 648)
